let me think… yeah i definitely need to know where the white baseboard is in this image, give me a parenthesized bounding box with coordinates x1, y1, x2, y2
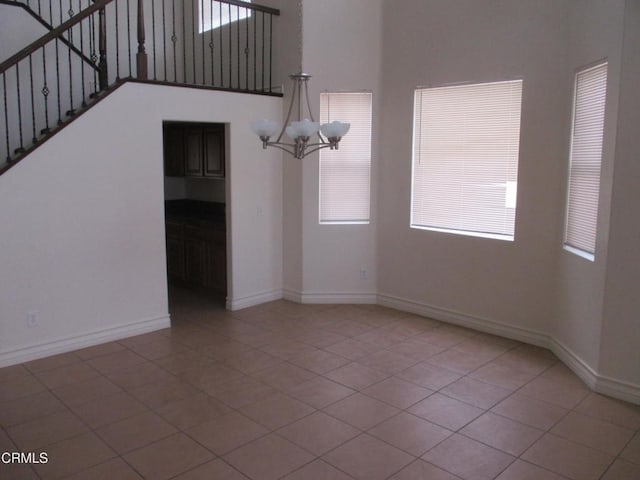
(284, 289, 377, 305)
(377, 293, 549, 347)
(227, 289, 283, 311)
(0, 314, 171, 368)
(548, 336, 599, 389)
(594, 374, 640, 405)
(377, 292, 640, 405)
(549, 337, 640, 404)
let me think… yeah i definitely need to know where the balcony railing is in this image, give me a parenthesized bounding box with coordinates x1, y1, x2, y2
(0, 0, 280, 167)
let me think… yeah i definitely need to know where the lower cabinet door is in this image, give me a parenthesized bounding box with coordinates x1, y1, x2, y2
(184, 237, 206, 286)
(205, 242, 227, 292)
(166, 236, 186, 281)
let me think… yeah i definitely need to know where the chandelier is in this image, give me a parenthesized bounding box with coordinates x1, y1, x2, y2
(250, 73, 350, 159)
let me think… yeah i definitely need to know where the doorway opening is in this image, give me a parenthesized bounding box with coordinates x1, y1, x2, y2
(162, 121, 228, 313)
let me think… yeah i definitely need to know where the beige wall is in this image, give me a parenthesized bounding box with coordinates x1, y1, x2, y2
(599, 0, 640, 390)
(555, 0, 624, 378)
(377, 0, 569, 338)
(374, 0, 638, 401)
(295, 0, 382, 302)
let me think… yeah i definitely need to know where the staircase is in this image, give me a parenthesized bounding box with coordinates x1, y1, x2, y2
(0, 0, 280, 174)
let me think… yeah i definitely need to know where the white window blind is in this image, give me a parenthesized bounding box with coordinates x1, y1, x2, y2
(411, 80, 523, 240)
(199, 0, 252, 33)
(319, 92, 372, 224)
(564, 62, 608, 258)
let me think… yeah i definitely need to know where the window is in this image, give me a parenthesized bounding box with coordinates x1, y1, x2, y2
(199, 0, 252, 34)
(411, 80, 523, 240)
(564, 62, 608, 260)
(319, 92, 372, 224)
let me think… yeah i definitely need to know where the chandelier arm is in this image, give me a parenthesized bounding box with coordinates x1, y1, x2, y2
(276, 77, 300, 143)
(303, 77, 315, 123)
(300, 143, 334, 158)
(303, 78, 328, 145)
(264, 142, 297, 156)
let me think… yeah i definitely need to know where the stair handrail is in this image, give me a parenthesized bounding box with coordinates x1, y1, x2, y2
(0, 0, 99, 70)
(0, 0, 112, 77)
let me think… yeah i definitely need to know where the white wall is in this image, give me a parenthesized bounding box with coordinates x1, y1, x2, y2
(270, 0, 304, 297)
(0, 82, 282, 365)
(554, 0, 624, 380)
(0, 5, 46, 63)
(599, 0, 640, 392)
(284, 0, 382, 303)
(377, 0, 569, 340)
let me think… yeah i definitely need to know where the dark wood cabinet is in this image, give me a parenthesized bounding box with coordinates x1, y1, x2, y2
(184, 128, 204, 176)
(203, 127, 225, 177)
(165, 219, 226, 294)
(163, 122, 225, 178)
(204, 229, 227, 292)
(163, 126, 185, 177)
(165, 222, 186, 282)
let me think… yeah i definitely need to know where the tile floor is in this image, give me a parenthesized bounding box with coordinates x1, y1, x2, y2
(2, 286, 640, 480)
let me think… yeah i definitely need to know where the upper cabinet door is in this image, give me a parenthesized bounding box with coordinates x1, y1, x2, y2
(163, 124, 185, 177)
(184, 128, 204, 177)
(203, 127, 225, 178)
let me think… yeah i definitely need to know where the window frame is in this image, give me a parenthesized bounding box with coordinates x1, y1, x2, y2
(410, 79, 524, 241)
(318, 91, 373, 225)
(563, 60, 608, 261)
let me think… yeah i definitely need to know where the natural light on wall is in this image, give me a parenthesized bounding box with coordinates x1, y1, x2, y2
(319, 92, 372, 224)
(199, 0, 252, 34)
(564, 61, 608, 261)
(411, 80, 523, 241)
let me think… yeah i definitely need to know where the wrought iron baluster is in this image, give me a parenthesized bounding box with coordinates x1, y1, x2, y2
(236, 5, 240, 88)
(244, 5, 248, 90)
(182, 0, 186, 82)
(28, 54, 37, 143)
(218, 0, 222, 87)
(253, 6, 256, 90)
(268, 11, 272, 92)
(162, 0, 167, 81)
(48, 0, 53, 34)
(55, 37, 62, 125)
(261, 11, 264, 91)
(3, 73, 9, 161)
(41, 45, 50, 133)
(15, 63, 24, 153)
(78, 0, 86, 106)
(88, 9, 97, 93)
(209, 0, 214, 86)
(201, 0, 205, 84)
(67, 1, 75, 115)
(126, 0, 132, 76)
(171, 0, 177, 82)
(227, 2, 231, 88)
(115, 0, 121, 80)
(151, 0, 156, 80)
(191, 0, 196, 83)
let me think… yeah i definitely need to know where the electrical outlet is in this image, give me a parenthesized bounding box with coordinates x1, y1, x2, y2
(27, 310, 38, 328)
(360, 268, 368, 280)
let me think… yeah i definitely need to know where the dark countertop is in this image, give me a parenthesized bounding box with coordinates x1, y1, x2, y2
(165, 199, 226, 230)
